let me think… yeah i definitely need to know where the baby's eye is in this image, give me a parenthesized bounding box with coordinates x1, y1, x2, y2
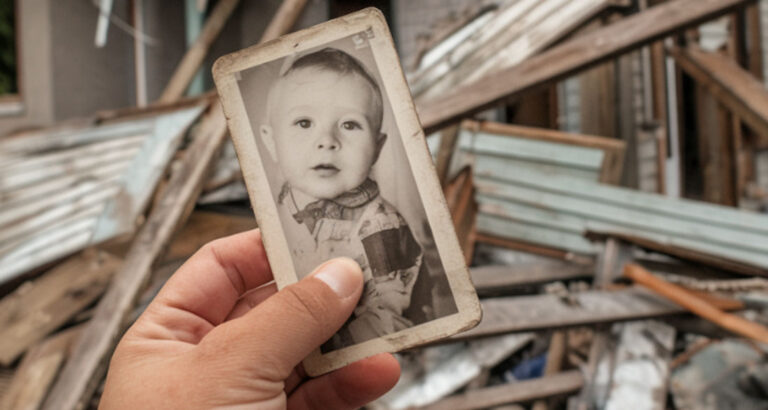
(341, 121, 362, 131)
(294, 119, 312, 129)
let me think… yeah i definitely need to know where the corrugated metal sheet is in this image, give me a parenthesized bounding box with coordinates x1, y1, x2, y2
(0, 104, 207, 283)
(474, 166, 768, 268)
(451, 127, 609, 184)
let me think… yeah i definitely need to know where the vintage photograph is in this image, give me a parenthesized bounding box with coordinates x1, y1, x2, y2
(213, 8, 481, 375)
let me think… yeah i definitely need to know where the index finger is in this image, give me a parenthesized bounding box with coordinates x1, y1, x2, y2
(146, 229, 273, 334)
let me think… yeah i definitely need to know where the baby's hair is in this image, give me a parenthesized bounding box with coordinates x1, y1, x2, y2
(279, 48, 384, 132)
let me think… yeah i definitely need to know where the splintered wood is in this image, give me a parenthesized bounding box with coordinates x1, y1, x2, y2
(0, 327, 82, 410)
(0, 252, 120, 366)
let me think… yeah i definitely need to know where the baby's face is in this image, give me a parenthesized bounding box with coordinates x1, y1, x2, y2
(264, 68, 384, 200)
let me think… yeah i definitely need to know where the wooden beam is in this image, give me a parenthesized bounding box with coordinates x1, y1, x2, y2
(0, 252, 120, 366)
(669, 45, 768, 148)
(420, 370, 584, 410)
(158, 0, 240, 103)
(624, 264, 768, 343)
(452, 287, 741, 341)
(41, 103, 228, 410)
(259, 0, 308, 43)
(416, 0, 751, 134)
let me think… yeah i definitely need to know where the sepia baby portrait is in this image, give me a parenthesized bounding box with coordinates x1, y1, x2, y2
(214, 9, 480, 374)
(255, 41, 449, 350)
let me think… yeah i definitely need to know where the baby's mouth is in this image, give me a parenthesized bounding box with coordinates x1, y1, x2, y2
(311, 163, 340, 177)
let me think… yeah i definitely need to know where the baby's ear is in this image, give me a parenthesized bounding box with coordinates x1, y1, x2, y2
(372, 132, 387, 163)
(260, 124, 277, 161)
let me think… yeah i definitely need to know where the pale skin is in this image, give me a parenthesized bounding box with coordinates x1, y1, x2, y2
(100, 229, 401, 409)
(260, 67, 387, 208)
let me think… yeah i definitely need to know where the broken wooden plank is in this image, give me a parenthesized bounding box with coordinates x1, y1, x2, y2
(624, 264, 768, 343)
(416, 0, 752, 133)
(0, 326, 81, 410)
(470, 263, 593, 295)
(452, 287, 740, 341)
(41, 102, 228, 410)
(158, 0, 240, 103)
(0, 252, 120, 366)
(669, 45, 768, 148)
(420, 370, 584, 410)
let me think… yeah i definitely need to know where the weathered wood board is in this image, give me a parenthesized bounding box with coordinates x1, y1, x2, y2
(0, 252, 121, 366)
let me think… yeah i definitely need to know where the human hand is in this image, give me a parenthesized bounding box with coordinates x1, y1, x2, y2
(100, 229, 400, 409)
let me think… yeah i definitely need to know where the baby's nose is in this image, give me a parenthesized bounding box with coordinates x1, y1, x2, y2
(316, 130, 341, 151)
(316, 140, 339, 150)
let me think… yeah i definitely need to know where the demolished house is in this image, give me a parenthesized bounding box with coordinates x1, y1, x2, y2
(1, 0, 768, 409)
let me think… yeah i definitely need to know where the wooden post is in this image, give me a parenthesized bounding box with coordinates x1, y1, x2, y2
(650, 41, 668, 194)
(41, 103, 228, 410)
(157, 0, 240, 104)
(531, 331, 566, 410)
(435, 125, 460, 188)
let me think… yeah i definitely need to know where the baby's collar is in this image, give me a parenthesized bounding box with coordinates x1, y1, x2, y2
(278, 178, 379, 209)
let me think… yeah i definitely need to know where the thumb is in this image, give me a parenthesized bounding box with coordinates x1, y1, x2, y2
(198, 257, 364, 379)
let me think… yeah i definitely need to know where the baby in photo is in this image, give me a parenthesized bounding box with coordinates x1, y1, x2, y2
(259, 47, 424, 348)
